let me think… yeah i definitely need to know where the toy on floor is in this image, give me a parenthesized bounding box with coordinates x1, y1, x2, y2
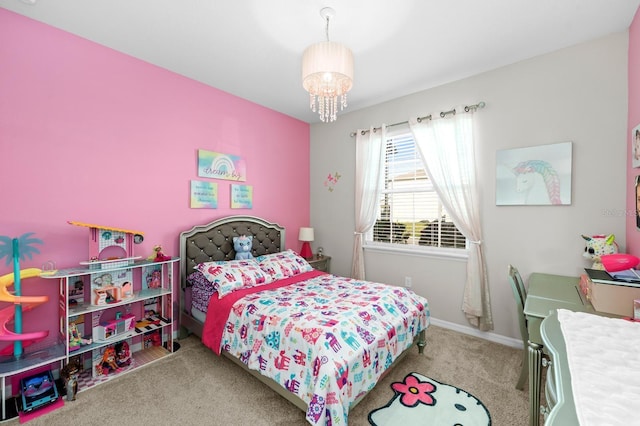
(233, 235, 253, 260)
(60, 358, 82, 401)
(148, 245, 171, 262)
(20, 370, 59, 413)
(582, 234, 618, 269)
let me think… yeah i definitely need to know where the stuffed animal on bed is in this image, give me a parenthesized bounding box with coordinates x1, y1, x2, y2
(582, 234, 618, 269)
(233, 235, 253, 260)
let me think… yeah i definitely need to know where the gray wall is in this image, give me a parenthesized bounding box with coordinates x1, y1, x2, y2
(309, 32, 628, 343)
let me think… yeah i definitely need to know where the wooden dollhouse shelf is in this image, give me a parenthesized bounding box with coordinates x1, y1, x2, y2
(41, 257, 179, 279)
(79, 256, 142, 270)
(75, 345, 170, 392)
(65, 288, 171, 317)
(67, 316, 171, 357)
(0, 224, 178, 422)
(134, 316, 171, 334)
(0, 340, 65, 376)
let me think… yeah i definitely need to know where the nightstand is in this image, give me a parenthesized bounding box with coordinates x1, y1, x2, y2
(307, 255, 331, 273)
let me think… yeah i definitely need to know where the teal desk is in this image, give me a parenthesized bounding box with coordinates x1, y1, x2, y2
(523, 273, 595, 426)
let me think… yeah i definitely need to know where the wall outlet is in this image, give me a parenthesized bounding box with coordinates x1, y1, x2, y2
(404, 276, 412, 288)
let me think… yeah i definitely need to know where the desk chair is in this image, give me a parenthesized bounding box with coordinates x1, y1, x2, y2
(508, 264, 528, 390)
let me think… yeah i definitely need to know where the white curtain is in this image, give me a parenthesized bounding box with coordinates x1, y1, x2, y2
(351, 125, 386, 280)
(409, 111, 493, 331)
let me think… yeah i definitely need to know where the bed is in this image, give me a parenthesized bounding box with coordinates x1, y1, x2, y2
(179, 215, 429, 425)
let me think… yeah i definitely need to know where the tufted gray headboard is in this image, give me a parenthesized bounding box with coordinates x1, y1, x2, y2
(179, 215, 285, 289)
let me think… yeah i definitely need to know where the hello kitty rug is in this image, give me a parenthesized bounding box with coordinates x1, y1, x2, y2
(368, 372, 491, 426)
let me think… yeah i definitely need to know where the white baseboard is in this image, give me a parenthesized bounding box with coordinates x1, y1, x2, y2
(429, 317, 523, 349)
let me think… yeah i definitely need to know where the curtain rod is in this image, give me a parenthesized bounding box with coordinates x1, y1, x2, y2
(349, 101, 486, 137)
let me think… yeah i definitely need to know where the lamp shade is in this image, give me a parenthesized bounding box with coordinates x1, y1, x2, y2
(298, 227, 314, 260)
(302, 41, 353, 122)
(298, 227, 315, 242)
(302, 41, 354, 95)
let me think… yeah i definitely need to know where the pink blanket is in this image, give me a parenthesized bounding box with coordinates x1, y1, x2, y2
(201, 269, 325, 355)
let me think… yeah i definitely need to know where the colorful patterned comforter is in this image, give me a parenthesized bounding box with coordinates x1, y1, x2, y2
(202, 271, 430, 425)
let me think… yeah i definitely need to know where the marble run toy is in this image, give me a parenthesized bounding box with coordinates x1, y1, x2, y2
(0, 269, 50, 356)
(0, 233, 50, 358)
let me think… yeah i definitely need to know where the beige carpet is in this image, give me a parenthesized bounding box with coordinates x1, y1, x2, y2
(9, 325, 529, 426)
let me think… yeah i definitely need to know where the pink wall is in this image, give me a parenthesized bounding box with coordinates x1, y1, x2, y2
(628, 7, 640, 255)
(0, 10, 310, 343)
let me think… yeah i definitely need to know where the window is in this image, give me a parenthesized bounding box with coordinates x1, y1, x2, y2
(366, 132, 466, 251)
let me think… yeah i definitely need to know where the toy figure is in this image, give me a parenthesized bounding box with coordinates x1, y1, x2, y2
(69, 322, 92, 351)
(146, 269, 161, 289)
(233, 235, 253, 260)
(115, 341, 132, 368)
(61, 359, 81, 401)
(99, 346, 120, 375)
(148, 245, 171, 262)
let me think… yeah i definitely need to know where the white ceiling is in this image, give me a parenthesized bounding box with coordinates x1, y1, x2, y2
(2, 0, 639, 123)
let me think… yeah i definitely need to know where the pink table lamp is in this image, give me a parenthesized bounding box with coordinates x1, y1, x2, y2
(298, 227, 314, 260)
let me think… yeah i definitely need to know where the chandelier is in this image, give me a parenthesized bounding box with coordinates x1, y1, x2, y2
(302, 7, 354, 123)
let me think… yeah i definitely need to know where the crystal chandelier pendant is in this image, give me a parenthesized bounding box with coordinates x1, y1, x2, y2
(302, 7, 353, 123)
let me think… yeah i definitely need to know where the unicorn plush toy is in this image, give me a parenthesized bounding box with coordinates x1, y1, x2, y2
(582, 234, 618, 269)
(233, 235, 253, 260)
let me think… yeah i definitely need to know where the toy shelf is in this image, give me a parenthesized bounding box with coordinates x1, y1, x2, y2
(75, 345, 170, 392)
(66, 288, 171, 317)
(0, 340, 65, 376)
(0, 224, 178, 422)
(67, 316, 171, 357)
(33, 256, 178, 421)
(41, 257, 179, 280)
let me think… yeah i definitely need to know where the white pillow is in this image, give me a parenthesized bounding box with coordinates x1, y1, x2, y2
(256, 249, 313, 280)
(197, 259, 272, 298)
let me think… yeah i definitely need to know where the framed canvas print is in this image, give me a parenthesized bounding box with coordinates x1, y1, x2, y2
(496, 142, 572, 206)
(190, 180, 217, 209)
(197, 149, 246, 181)
(230, 184, 253, 209)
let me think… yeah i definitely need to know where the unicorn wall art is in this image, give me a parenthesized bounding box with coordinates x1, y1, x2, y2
(496, 142, 572, 205)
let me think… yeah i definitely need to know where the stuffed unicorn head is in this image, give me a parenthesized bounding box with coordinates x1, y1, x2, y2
(233, 235, 253, 260)
(582, 234, 618, 270)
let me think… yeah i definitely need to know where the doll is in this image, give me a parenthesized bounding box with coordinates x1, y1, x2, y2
(61, 358, 82, 401)
(115, 341, 132, 368)
(69, 322, 92, 350)
(100, 347, 120, 375)
(148, 245, 171, 262)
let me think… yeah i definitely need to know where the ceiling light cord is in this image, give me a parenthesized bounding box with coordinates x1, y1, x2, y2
(325, 14, 330, 42)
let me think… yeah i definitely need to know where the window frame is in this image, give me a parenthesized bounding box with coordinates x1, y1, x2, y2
(363, 128, 469, 260)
